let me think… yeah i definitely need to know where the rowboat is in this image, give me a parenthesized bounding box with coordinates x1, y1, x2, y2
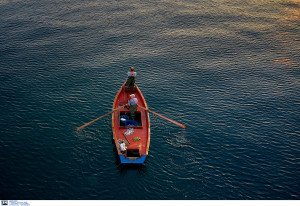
(112, 81, 150, 163)
(77, 81, 185, 163)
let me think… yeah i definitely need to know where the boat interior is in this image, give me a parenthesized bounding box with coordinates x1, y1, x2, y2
(119, 111, 142, 127)
(126, 149, 141, 159)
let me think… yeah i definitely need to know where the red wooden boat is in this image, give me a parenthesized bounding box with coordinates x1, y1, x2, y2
(112, 81, 150, 163)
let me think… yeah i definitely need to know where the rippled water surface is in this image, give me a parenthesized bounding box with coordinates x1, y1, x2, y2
(1, 0, 299, 200)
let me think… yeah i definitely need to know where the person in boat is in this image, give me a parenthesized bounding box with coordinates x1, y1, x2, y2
(127, 94, 138, 120)
(126, 67, 137, 93)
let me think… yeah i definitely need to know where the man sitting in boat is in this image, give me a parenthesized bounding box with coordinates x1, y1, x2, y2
(127, 94, 138, 120)
(126, 67, 136, 93)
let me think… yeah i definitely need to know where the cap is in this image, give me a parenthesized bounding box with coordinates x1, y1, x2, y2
(130, 94, 135, 98)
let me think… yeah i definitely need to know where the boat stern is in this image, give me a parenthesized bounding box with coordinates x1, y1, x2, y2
(119, 154, 147, 164)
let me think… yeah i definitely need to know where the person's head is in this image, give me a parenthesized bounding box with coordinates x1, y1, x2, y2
(130, 67, 134, 71)
(130, 94, 135, 98)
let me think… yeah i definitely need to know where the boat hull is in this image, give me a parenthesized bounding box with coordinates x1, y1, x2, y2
(112, 81, 150, 164)
(119, 155, 147, 164)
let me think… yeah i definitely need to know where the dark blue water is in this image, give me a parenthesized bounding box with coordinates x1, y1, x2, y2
(1, 0, 299, 200)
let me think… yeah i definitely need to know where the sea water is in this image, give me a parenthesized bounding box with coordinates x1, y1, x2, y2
(0, 0, 299, 200)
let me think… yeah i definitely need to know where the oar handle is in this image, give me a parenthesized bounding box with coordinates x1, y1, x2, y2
(139, 105, 186, 129)
(76, 104, 126, 131)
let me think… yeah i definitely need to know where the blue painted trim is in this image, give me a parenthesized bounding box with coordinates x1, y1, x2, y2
(119, 155, 147, 164)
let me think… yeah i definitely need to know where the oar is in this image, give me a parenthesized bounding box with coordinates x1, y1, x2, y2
(139, 105, 186, 129)
(76, 104, 126, 131)
(122, 132, 130, 144)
